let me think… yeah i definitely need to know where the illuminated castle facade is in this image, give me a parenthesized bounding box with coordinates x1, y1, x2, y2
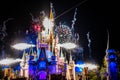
(20, 4, 76, 80)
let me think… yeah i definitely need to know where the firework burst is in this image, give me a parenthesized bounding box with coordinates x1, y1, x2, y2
(55, 24, 72, 44)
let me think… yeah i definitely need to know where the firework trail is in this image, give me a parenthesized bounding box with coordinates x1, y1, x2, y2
(74, 33, 79, 43)
(71, 8, 80, 44)
(29, 12, 40, 23)
(87, 32, 92, 58)
(71, 8, 77, 35)
(0, 18, 14, 60)
(0, 18, 14, 40)
(29, 13, 34, 21)
(105, 29, 110, 80)
(106, 29, 109, 53)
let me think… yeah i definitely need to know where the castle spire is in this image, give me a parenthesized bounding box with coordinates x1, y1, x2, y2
(29, 46, 33, 55)
(60, 47, 64, 58)
(50, 3, 55, 21)
(70, 52, 72, 61)
(64, 52, 67, 62)
(38, 47, 47, 60)
(22, 50, 26, 61)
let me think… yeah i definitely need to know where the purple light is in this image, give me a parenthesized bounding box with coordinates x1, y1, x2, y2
(38, 71, 47, 79)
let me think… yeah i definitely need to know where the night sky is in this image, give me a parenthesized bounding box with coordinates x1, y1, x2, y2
(0, 0, 119, 65)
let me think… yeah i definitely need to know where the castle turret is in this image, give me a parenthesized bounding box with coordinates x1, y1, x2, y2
(33, 51, 38, 61)
(66, 53, 76, 80)
(20, 50, 29, 78)
(59, 47, 65, 65)
(29, 47, 34, 61)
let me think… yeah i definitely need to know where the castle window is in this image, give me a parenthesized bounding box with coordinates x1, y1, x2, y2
(39, 61, 46, 69)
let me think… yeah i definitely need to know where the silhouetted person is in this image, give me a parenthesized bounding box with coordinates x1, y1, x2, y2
(4, 76, 8, 80)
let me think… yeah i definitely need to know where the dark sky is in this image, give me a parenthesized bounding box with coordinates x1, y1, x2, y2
(0, 0, 119, 64)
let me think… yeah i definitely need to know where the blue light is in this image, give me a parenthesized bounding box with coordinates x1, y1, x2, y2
(109, 62, 118, 80)
(46, 50, 53, 62)
(38, 61, 46, 69)
(2, 66, 9, 70)
(75, 67, 83, 73)
(107, 49, 115, 53)
(76, 60, 84, 65)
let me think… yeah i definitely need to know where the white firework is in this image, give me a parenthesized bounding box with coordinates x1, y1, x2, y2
(0, 58, 22, 66)
(60, 42, 77, 49)
(75, 63, 98, 70)
(11, 43, 36, 50)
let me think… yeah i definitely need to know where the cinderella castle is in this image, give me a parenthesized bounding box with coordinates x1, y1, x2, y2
(19, 3, 79, 80)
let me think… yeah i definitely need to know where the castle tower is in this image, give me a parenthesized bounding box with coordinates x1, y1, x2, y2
(37, 47, 48, 80)
(57, 47, 65, 74)
(29, 47, 34, 61)
(54, 34, 59, 60)
(66, 60, 71, 80)
(33, 51, 38, 61)
(28, 47, 37, 79)
(49, 3, 55, 53)
(20, 50, 29, 78)
(66, 53, 76, 80)
(59, 47, 65, 64)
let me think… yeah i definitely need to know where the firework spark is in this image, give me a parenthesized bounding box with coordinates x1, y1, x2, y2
(71, 8, 77, 35)
(60, 42, 77, 49)
(75, 63, 98, 70)
(87, 32, 92, 58)
(0, 58, 22, 66)
(55, 24, 72, 44)
(11, 43, 36, 50)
